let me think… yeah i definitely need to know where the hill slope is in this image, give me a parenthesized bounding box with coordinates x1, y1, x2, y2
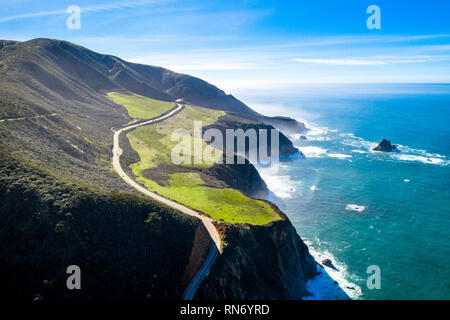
(0, 38, 304, 129)
(0, 38, 316, 300)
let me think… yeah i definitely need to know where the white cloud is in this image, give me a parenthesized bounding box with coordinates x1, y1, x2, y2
(127, 59, 264, 71)
(418, 44, 450, 51)
(183, 34, 450, 54)
(293, 55, 439, 66)
(384, 34, 450, 43)
(293, 58, 387, 66)
(0, 0, 172, 23)
(0, 10, 64, 23)
(82, 0, 171, 13)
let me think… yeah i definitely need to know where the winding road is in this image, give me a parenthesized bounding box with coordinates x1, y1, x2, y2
(112, 103, 221, 300)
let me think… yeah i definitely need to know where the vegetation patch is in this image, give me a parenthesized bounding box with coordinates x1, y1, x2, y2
(126, 105, 281, 225)
(0, 149, 199, 299)
(107, 92, 175, 119)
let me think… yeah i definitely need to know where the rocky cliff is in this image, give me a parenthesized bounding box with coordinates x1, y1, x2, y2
(261, 116, 307, 136)
(0, 152, 200, 300)
(205, 158, 270, 199)
(373, 139, 398, 152)
(0, 38, 316, 300)
(197, 207, 318, 299)
(204, 114, 303, 161)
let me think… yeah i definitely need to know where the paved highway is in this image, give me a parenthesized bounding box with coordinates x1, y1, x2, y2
(112, 104, 221, 300)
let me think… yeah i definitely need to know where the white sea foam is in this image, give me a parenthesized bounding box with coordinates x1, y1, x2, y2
(297, 146, 327, 158)
(291, 121, 330, 141)
(345, 204, 366, 212)
(396, 154, 447, 165)
(305, 123, 329, 137)
(257, 169, 296, 199)
(308, 136, 331, 141)
(255, 123, 363, 300)
(425, 152, 446, 158)
(289, 133, 303, 140)
(396, 144, 425, 154)
(340, 133, 355, 137)
(396, 144, 448, 159)
(340, 134, 449, 166)
(342, 137, 378, 150)
(339, 133, 364, 140)
(328, 153, 352, 159)
(303, 241, 363, 300)
(290, 132, 330, 142)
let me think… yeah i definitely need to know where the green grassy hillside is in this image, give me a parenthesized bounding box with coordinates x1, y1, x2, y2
(107, 92, 175, 119)
(0, 39, 211, 300)
(0, 38, 302, 300)
(0, 148, 200, 300)
(115, 99, 281, 225)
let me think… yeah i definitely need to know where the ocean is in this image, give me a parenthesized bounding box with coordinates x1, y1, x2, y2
(238, 84, 450, 300)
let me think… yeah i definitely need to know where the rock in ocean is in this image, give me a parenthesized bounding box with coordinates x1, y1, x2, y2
(322, 259, 338, 270)
(373, 139, 399, 152)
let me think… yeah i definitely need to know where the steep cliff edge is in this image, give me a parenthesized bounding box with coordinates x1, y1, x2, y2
(197, 208, 318, 299)
(204, 159, 269, 200)
(1, 38, 316, 300)
(262, 116, 307, 136)
(0, 152, 200, 300)
(204, 114, 303, 160)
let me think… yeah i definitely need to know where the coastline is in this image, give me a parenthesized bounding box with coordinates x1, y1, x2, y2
(256, 163, 361, 300)
(254, 116, 364, 300)
(226, 86, 450, 299)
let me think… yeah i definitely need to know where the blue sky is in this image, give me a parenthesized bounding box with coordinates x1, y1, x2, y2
(1, 0, 450, 91)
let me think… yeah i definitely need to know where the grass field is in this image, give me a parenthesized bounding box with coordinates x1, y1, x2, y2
(126, 105, 281, 225)
(128, 104, 224, 168)
(107, 92, 175, 119)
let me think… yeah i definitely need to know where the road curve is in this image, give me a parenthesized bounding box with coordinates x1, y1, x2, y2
(112, 103, 221, 300)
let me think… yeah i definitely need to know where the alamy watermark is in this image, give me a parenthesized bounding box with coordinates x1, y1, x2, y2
(170, 121, 280, 173)
(367, 265, 381, 290)
(64, 4, 380, 31)
(66, 265, 81, 290)
(66, 5, 81, 30)
(367, 5, 381, 30)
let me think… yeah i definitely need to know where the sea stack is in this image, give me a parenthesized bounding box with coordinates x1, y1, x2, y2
(373, 139, 398, 152)
(322, 259, 338, 270)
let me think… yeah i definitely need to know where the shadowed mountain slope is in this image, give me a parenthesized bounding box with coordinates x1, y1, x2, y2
(0, 38, 304, 131)
(0, 38, 316, 300)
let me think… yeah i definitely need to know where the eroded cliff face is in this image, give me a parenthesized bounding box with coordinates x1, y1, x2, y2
(205, 159, 269, 200)
(197, 209, 318, 300)
(0, 153, 199, 300)
(204, 114, 303, 161)
(261, 116, 307, 136)
(182, 224, 212, 287)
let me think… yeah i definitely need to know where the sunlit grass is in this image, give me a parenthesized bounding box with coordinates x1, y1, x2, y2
(107, 92, 175, 119)
(127, 105, 281, 225)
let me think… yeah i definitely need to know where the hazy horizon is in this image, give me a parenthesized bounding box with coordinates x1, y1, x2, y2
(1, 0, 450, 92)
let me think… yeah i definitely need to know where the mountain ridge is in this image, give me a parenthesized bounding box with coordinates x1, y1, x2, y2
(0, 38, 317, 300)
(0, 38, 305, 133)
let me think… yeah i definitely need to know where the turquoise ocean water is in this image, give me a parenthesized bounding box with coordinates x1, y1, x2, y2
(239, 84, 450, 299)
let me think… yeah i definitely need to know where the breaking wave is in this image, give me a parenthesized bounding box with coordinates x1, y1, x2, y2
(345, 204, 366, 212)
(304, 241, 363, 300)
